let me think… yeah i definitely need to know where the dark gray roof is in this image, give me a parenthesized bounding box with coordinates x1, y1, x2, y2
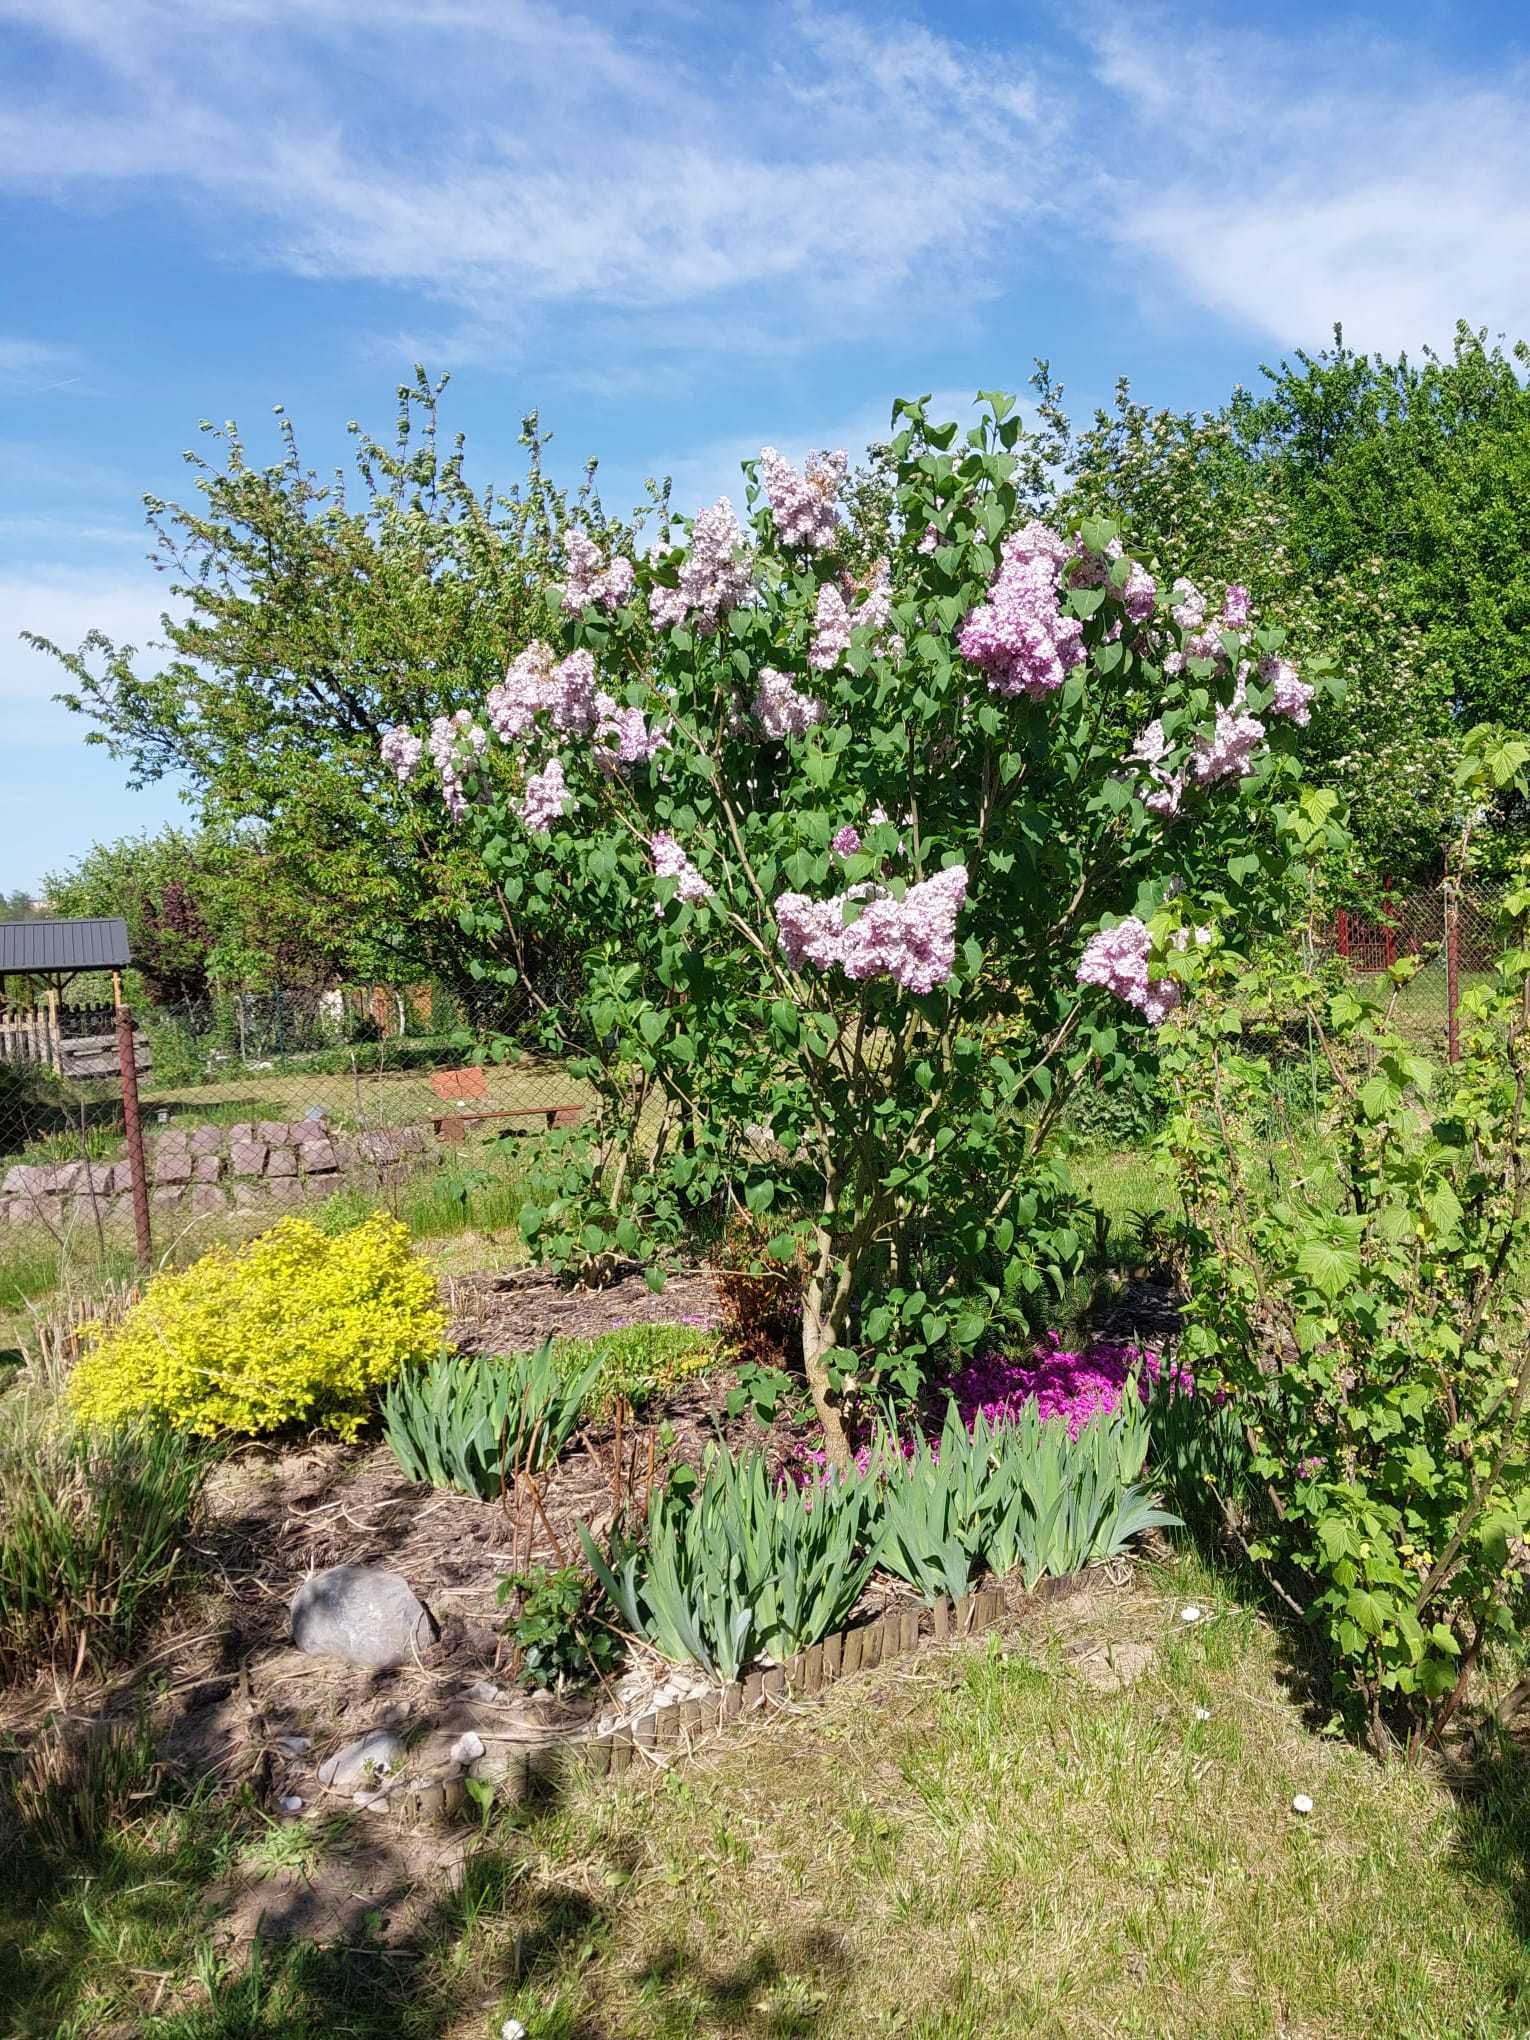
(0, 917, 131, 977)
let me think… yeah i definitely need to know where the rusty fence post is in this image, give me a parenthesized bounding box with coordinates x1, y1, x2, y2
(1444, 869, 1460, 1066)
(114, 995, 153, 1267)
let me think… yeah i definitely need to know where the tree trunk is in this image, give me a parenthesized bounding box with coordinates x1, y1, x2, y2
(801, 1269, 853, 1468)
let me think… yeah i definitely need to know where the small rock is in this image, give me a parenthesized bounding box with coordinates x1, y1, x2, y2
(278, 1794, 304, 1813)
(502, 2021, 528, 2040)
(1192, 1707, 1211, 1722)
(1291, 1792, 1314, 1816)
(274, 1733, 312, 1755)
(450, 1731, 485, 1765)
(1179, 1605, 1203, 1625)
(467, 1680, 505, 1703)
(353, 1788, 393, 1811)
(290, 1564, 435, 1669)
(318, 1729, 406, 1791)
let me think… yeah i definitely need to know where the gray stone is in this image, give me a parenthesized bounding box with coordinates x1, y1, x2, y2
(189, 1123, 225, 1155)
(106, 1161, 135, 1195)
(154, 1150, 194, 1185)
(154, 1129, 190, 1155)
(257, 1120, 292, 1146)
(299, 1139, 338, 1173)
(231, 1182, 265, 1210)
(265, 1176, 305, 1204)
(52, 1160, 88, 1193)
(152, 1186, 186, 1209)
(226, 1122, 253, 1146)
(316, 1728, 406, 1791)
(1, 1164, 44, 1197)
(291, 1565, 435, 1669)
(189, 1184, 227, 1215)
(264, 1145, 297, 1177)
(230, 1141, 267, 1178)
(193, 1154, 223, 1183)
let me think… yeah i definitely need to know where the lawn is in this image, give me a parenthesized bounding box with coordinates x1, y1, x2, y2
(4, 1554, 1528, 2038)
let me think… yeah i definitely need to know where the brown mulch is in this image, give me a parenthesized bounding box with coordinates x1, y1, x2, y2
(444, 1260, 722, 1352)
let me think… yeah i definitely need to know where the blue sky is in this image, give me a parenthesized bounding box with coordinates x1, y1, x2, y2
(5, 0, 1530, 890)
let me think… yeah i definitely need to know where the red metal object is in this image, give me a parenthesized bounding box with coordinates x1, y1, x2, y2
(1336, 908, 1350, 959)
(1445, 879, 1460, 1065)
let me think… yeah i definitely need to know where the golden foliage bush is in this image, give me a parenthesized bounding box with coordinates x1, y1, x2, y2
(69, 1213, 445, 1438)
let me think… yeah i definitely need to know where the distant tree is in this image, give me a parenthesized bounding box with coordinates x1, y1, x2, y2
(31, 370, 626, 1001)
(1, 889, 43, 922)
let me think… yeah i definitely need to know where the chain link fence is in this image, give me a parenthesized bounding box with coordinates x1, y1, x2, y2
(1315, 878, 1511, 1061)
(0, 976, 592, 1269)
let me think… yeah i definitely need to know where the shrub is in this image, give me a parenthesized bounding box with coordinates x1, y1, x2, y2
(711, 1214, 805, 1370)
(382, 1340, 600, 1499)
(0, 1423, 211, 1683)
(1161, 793, 1530, 1752)
(69, 1213, 444, 1438)
(552, 1321, 717, 1421)
(582, 1450, 880, 1680)
(496, 1563, 625, 1690)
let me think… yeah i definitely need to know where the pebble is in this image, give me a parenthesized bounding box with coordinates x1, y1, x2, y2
(1179, 1605, 1203, 1625)
(450, 1731, 485, 1764)
(1291, 1793, 1314, 1816)
(274, 1734, 312, 1756)
(318, 1729, 406, 1791)
(278, 1794, 304, 1813)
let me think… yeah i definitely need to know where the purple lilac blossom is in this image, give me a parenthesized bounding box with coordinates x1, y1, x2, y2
(651, 499, 755, 633)
(561, 528, 635, 616)
(1220, 584, 1252, 630)
(809, 583, 853, 673)
(957, 521, 1084, 700)
(1128, 719, 1186, 818)
(776, 865, 968, 995)
(380, 727, 423, 783)
(917, 524, 940, 555)
(427, 710, 487, 822)
(831, 824, 861, 858)
(1076, 916, 1181, 1025)
(593, 691, 667, 772)
(650, 832, 713, 906)
(1260, 654, 1314, 726)
(1192, 702, 1265, 784)
(758, 446, 846, 551)
(1171, 577, 1207, 632)
(1122, 562, 1157, 624)
(518, 756, 570, 833)
(753, 666, 823, 740)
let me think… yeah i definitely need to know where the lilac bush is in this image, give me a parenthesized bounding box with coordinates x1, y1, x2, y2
(381, 395, 1329, 1462)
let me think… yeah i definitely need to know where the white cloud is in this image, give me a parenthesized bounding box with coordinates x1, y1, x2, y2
(0, 0, 1062, 356)
(1092, 12, 1530, 356)
(0, 569, 168, 740)
(0, 336, 85, 388)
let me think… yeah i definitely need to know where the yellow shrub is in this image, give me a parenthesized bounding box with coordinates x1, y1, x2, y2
(69, 1214, 447, 1440)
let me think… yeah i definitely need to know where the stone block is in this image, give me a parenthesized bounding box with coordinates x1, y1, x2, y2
(231, 1181, 265, 1209)
(230, 1141, 267, 1178)
(293, 1117, 330, 1143)
(152, 1186, 187, 1209)
(265, 1175, 304, 1204)
(226, 1122, 253, 1146)
(106, 1160, 136, 1195)
(299, 1139, 338, 1173)
(193, 1154, 223, 1183)
(257, 1120, 291, 1146)
(190, 1184, 228, 1215)
(154, 1150, 194, 1186)
(264, 1145, 297, 1178)
(189, 1123, 225, 1155)
(52, 1160, 89, 1193)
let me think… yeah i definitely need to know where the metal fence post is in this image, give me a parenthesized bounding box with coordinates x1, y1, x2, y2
(114, 989, 153, 1267)
(1444, 867, 1460, 1066)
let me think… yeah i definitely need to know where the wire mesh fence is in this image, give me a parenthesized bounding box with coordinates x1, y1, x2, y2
(1313, 878, 1510, 1062)
(0, 976, 592, 1267)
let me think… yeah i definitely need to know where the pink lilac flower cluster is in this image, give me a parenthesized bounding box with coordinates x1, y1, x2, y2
(650, 831, 713, 906)
(649, 499, 755, 632)
(517, 755, 570, 834)
(753, 666, 823, 740)
(380, 727, 423, 783)
(1076, 916, 1181, 1025)
(594, 690, 668, 772)
(427, 711, 487, 822)
(831, 824, 861, 858)
(1259, 653, 1314, 726)
(1220, 583, 1252, 630)
(776, 864, 968, 995)
(917, 524, 940, 555)
(855, 559, 904, 661)
(486, 643, 598, 742)
(948, 1333, 1167, 1441)
(957, 521, 1084, 699)
(560, 528, 635, 616)
(1128, 719, 1186, 818)
(1192, 699, 1265, 784)
(809, 583, 853, 673)
(758, 446, 846, 551)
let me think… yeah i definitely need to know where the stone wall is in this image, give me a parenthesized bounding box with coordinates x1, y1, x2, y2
(1, 1118, 435, 1231)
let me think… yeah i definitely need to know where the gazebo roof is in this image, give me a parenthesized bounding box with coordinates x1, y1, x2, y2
(0, 917, 131, 982)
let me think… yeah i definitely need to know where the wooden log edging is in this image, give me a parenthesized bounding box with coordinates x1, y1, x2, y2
(539, 1568, 1085, 1794)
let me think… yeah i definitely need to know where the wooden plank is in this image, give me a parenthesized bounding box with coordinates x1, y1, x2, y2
(900, 1607, 920, 1657)
(821, 1631, 843, 1684)
(932, 1596, 951, 1642)
(802, 1641, 823, 1695)
(841, 1627, 862, 1677)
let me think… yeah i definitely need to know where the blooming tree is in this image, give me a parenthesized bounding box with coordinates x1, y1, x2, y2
(385, 396, 1328, 1462)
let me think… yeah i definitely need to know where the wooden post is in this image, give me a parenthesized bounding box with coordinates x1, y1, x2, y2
(1444, 867, 1460, 1066)
(45, 987, 62, 1074)
(114, 990, 152, 1268)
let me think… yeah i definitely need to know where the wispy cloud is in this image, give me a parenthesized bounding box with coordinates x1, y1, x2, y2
(0, 0, 1064, 363)
(1091, 11, 1530, 355)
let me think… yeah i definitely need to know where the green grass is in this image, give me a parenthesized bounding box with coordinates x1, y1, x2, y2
(4, 1553, 1530, 2037)
(551, 1321, 718, 1420)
